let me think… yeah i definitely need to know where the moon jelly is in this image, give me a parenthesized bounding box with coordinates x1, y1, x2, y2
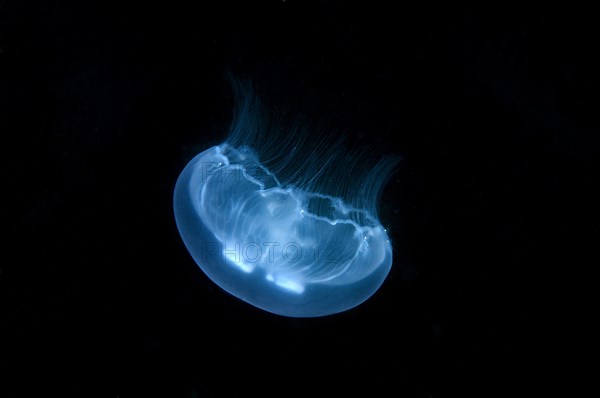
(173, 81, 398, 317)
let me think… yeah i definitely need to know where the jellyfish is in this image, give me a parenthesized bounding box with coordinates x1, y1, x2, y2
(173, 80, 398, 317)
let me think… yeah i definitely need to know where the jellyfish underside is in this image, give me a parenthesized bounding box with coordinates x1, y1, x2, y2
(174, 83, 396, 317)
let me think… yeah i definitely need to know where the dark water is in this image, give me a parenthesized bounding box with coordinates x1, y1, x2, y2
(1, 3, 596, 397)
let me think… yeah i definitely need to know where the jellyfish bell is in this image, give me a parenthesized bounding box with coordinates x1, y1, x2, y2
(173, 81, 398, 317)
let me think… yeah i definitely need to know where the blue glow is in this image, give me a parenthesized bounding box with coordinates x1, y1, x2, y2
(173, 81, 397, 317)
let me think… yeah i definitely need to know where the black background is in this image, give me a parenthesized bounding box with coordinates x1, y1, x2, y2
(1, 2, 597, 397)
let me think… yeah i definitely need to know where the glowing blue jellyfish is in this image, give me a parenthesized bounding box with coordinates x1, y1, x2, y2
(173, 81, 398, 317)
